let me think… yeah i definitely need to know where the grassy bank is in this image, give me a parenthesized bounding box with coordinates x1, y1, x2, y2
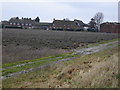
(2, 52, 78, 76)
(86, 38, 120, 48)
(2, 38, 119, 77)
(2, 43, 119, 88)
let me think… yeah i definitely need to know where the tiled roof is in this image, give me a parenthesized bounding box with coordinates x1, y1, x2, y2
(1, 21, 9, 25)
(74, 19, 85, 26)
(101, 22, 120, 24)
(52, 19, 85, 30)
(40, 22, 52, 26)
(53, 20, 78, 29)
(9, 18, 37, 25)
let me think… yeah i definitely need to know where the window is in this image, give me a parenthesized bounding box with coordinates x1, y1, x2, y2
(29, 23, 32, 26)
(76, 23, 78, 25)
(13, 23, 16, 25)
(10, 23, 12, 25)
(22, 23, 24, 26)
(17, 23, 20, 25)
(25, 23, 28, 26)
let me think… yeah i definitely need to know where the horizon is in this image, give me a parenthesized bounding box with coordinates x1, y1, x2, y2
(1, 2, 118, 23)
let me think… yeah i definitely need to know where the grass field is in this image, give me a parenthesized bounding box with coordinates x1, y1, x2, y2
(2, 29, 118, 64)
(2, 43, 119, 88)
(2, 29, 119, 88)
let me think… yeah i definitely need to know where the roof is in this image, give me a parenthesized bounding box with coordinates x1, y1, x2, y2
(1, 21, 9, 25)
(101, 22, 120, 25)
(74, 19, 85, 26)
(52, 19, 84, 29)
(53, 20, 75, 25)
(52, 19, 86, 30)
(9, 18, 38, 25)
(40, 22, 52, 26)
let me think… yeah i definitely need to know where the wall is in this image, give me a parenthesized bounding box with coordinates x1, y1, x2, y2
(100, 23, 120, 33)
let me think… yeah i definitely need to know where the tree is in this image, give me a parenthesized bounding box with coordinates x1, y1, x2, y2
(16, 17, 19, 19)
(35, 17, 40, 22)
(93, 12, 104, 31)
(88, 18, 97, 32)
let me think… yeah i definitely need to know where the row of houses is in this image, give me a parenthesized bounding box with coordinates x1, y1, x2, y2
(1, 17, 120, 33)
(1, 17, 87, 31)
(1, 17, 52, 30)
(49, 19, 87, 31)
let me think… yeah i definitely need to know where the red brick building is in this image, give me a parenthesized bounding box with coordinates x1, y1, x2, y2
(100, 22, 120, 33)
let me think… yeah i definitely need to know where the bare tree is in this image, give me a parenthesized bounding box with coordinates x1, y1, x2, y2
(88, 18, 97, 32)
(93, 12, 104, 31)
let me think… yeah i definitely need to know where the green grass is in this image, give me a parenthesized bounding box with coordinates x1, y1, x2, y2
(2, 52, 78, 76)
(99, 38, 119, 44)
(3, 38, 119, 68)
(115, 74, 120, 80)
(2, 38, 119, 76)
(2, 52, 74, 68)
(63, 45, 119, 67)
(116, 74, 120, 88)
(2, 43, 119, 88)
(74, 38, 119, 50)
(87, 38, 119, 48)
(2, 38, 119, 77)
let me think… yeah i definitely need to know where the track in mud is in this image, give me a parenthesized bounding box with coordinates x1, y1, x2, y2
(1, 41, 118, 79)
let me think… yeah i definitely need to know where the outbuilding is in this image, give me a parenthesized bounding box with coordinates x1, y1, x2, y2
(100, 22, 120, 33)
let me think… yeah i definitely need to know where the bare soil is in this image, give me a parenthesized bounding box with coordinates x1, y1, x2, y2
(2, 29, 118, 64)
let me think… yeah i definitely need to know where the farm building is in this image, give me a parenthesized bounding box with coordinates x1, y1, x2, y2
(50, 19, 86, 31)
(100, 22, 120, 33)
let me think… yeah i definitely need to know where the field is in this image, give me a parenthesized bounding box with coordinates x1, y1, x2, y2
(2, 42, 119, 88)
(2, 29, 119, 88)
(2, 29, 118, 64)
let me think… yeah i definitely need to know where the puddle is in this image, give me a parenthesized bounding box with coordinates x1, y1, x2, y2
(73, 41, 118, 55)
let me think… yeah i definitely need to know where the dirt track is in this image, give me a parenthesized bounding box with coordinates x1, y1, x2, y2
(2, 40, 118, 79)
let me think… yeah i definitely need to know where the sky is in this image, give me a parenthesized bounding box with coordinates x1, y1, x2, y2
(1, 0, 119, 23)
(118, 1, 120, 22)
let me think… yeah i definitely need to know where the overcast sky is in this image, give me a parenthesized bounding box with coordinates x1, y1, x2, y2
(1, 0, 119, 23)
